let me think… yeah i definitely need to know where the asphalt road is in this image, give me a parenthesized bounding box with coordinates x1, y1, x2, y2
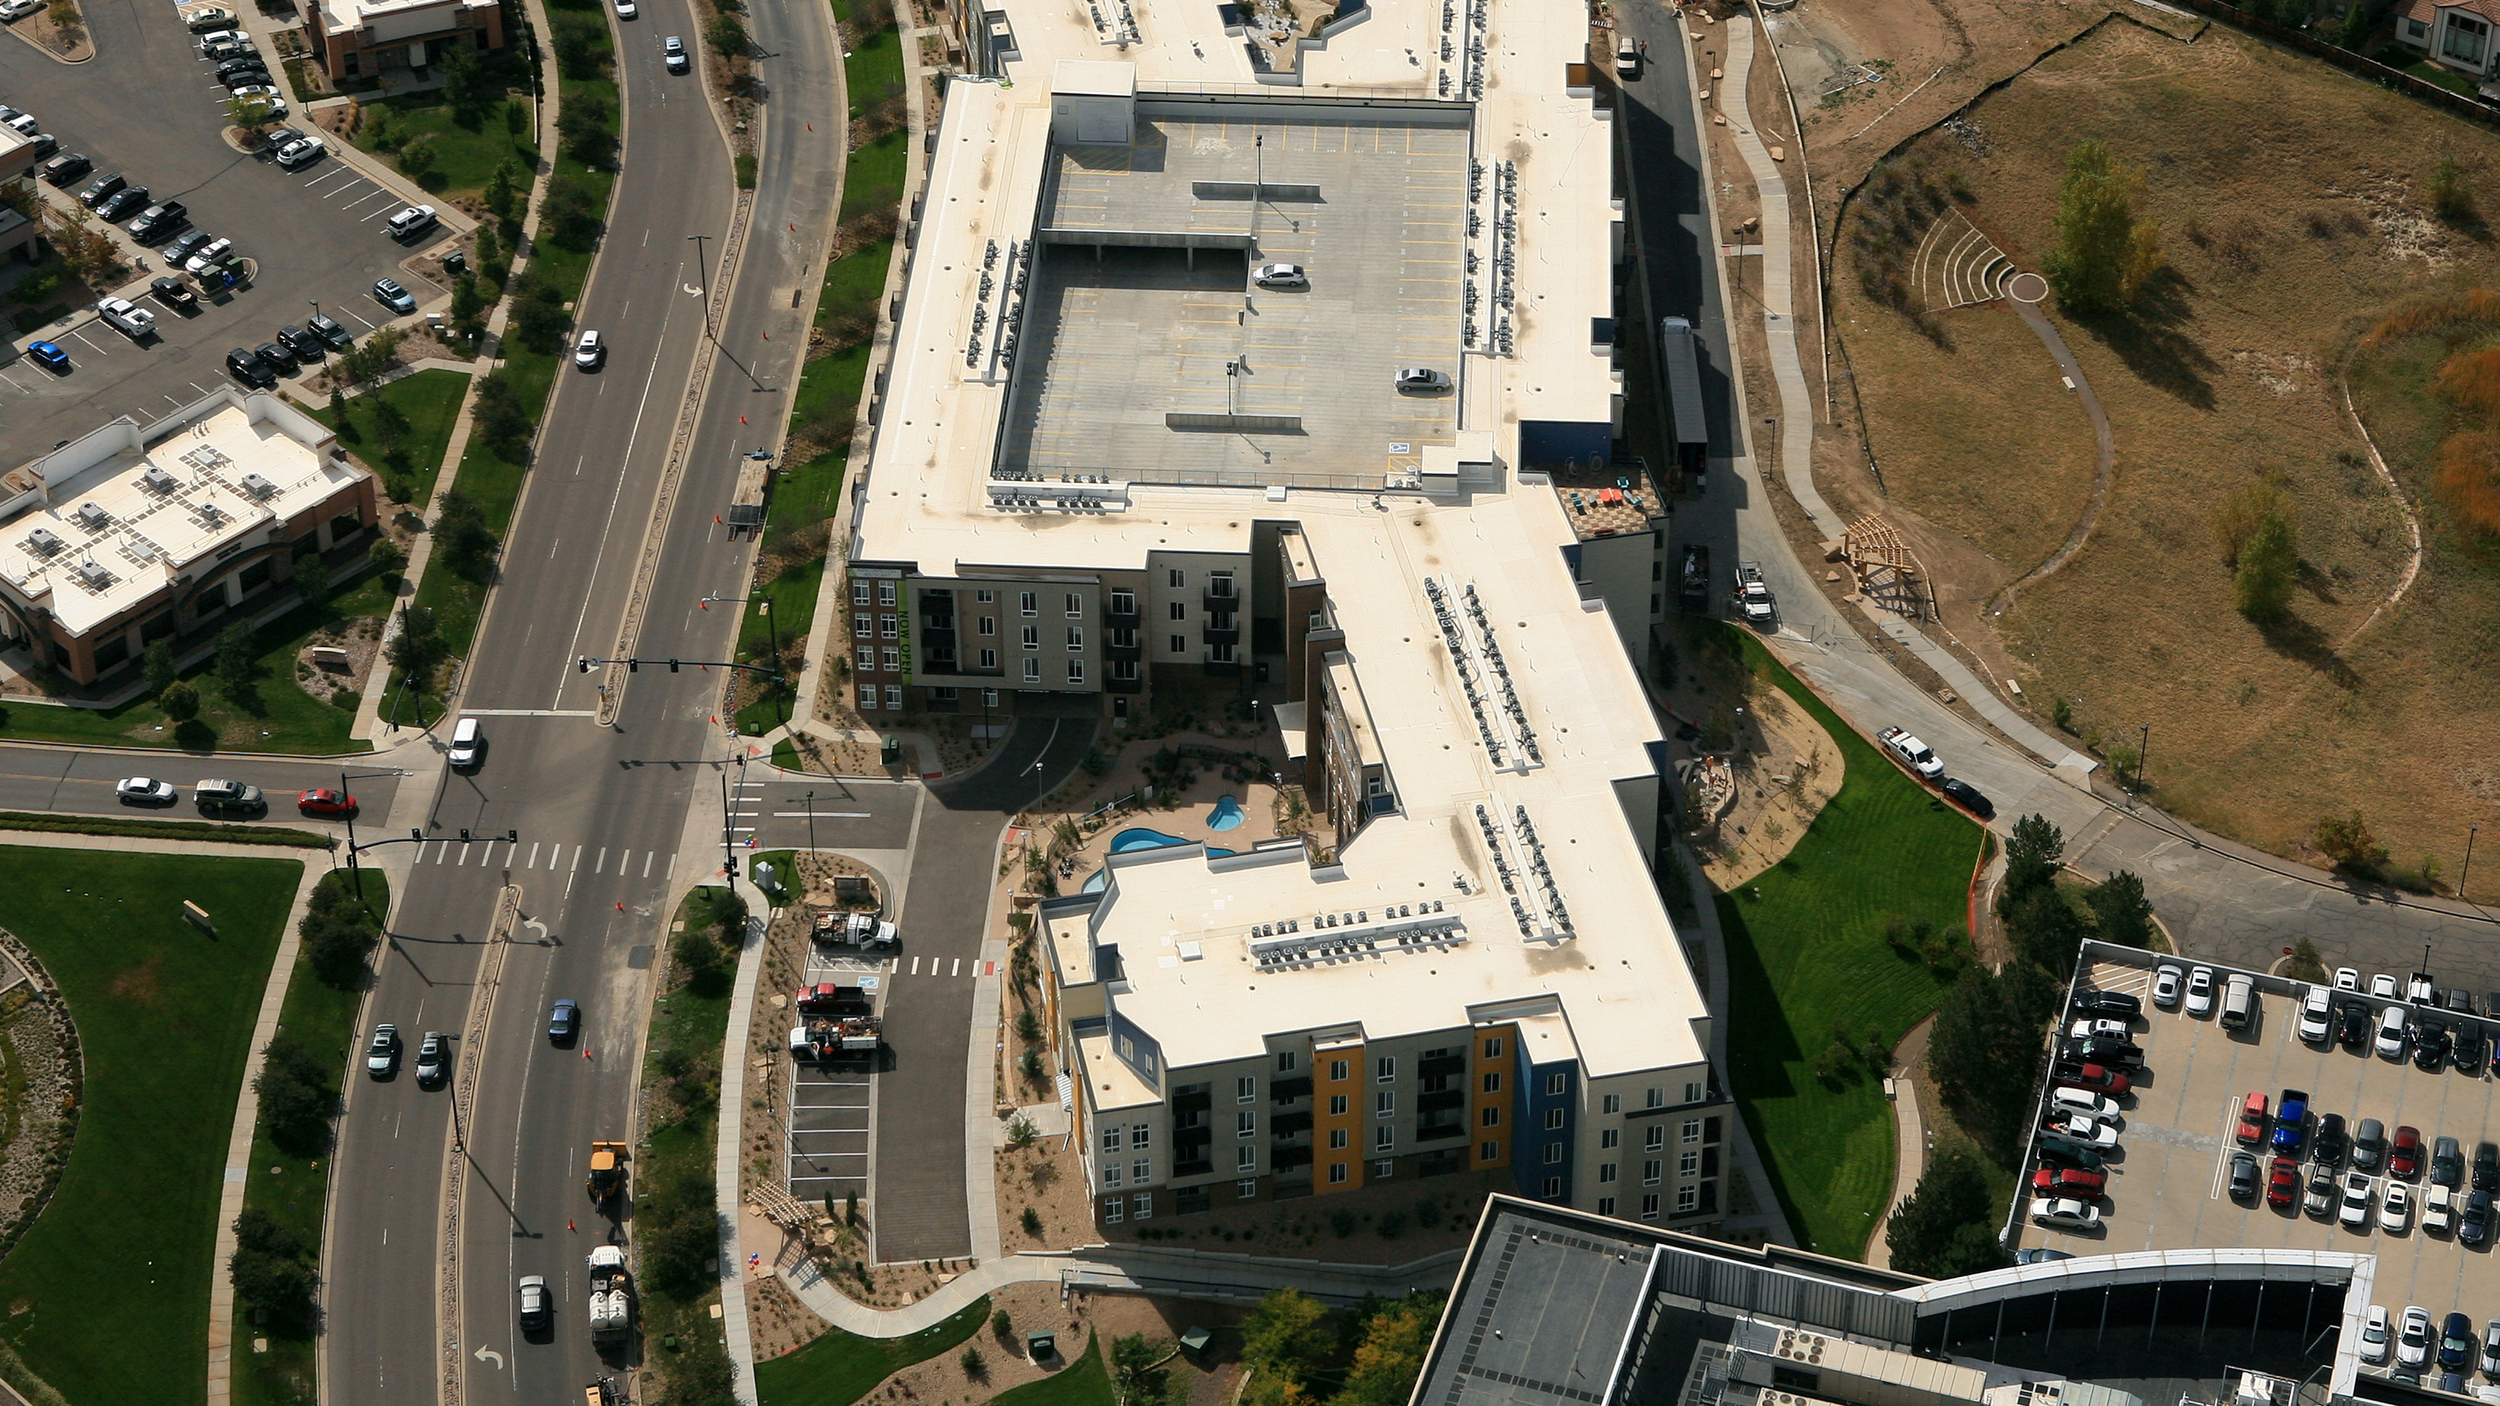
(0, 6, 445, 465)
(0, 743, 405, 822)
(319, 0, 846, 1397)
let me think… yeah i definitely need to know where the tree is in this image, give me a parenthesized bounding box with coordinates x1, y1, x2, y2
(370, 535, 405, 575)
(214, 620, 257, 699)
(398, 134, 441, 182)
(255, 1031, 338, 1156)
(2287, 937, 2329, 983)
(2433, 155, 2479, 225)
(2001, 813, 2065, 901)
(438, 41, 490, 122)
(2003, 882, 2089, 981)
(472, 222, 504, 286)
(540, 175, 604, 250)
(2234, 506, 2299, 622)
(2044, 140, 2148, 315)
(369, 396, 411, 452)
(1241, 1288, 1331, 1395)
(2315, 810, 2388, 873)
(433, 489, 497, 581)
(1112, 1334, 1168, 1406)
(548, 11, 612, 79)
(1331, 1295, 1443, 1406)
(1884, 1147, 2010, 1277)
(226, 94, 279, 137)
(508, 273, 571, 354)
(229, 1206, 320, 1337)
(708, 12, 749, 59)
(471, 372, 533, 459)
(1928, 963, 2059, 1159)
(295, 549, 333, 613)
(557, 101, 618, 169)
(484, 160, 520, 223)
(2084, 870, 2156, 950)
(303, 903, 381, 989)
(142, 638, 178, 697)
(158, 679, 201, 723)
(2339, 0, 2377, 49)
(329, 385, 354, 436)
(2208, 478, 2284, 567)
(388, 605, 448, 687)
(960, 1347, 988, 1381)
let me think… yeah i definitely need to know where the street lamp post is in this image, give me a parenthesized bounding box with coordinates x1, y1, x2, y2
(2464, 822, 2481, 902)
(2132, 721, 2150, 809)
(337, 765, 414, 903)
(688, 233, 716, 342)
(702, 590, 783, 731)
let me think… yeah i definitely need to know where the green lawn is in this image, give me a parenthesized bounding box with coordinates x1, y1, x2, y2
(352, 92, 539, 204)
(0, 813, 328, 847)
(0, 846, 303, 1406)
(842, 132, 908, 225)
(308, 368, 473, 510)
(232, 871, 389, 1406)
(732, 556, 822, 736)
(638, 886, 740, 1400)
(0, 568, 392, 753)
(981, 1333, 1112, 1406)
(377, 78, 620, 724)
(753, 1297, 994, 1406)
(1711, 628, 1985, 1259)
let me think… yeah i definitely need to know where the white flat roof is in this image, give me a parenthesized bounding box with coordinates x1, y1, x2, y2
(1052, 58, 1137, 96)
(0, 397, 357, 637)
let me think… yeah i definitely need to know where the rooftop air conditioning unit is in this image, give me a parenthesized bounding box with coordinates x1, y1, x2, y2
(73, 501, 110, 530)
(23, 527, 65, 557)
(142, 467, 180, 496)
(238, 473, 278, 500)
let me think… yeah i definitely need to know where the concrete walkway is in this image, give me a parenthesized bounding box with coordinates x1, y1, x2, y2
(1863, 1015, 1934, 1272)
(1995, 293, 2119, 603)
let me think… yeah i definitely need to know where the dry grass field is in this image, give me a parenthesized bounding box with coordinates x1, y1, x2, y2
(1830, 16, 2500, 890)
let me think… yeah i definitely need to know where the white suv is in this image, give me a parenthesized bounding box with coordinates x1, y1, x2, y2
(385, 204, 438, 240)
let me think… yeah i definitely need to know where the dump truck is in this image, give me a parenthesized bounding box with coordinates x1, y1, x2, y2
(586, 1141, 628, 1208)
(586, 1245, 632, 1342)
(811, 907, 898, 951)
(1679, 543, 1712, 614)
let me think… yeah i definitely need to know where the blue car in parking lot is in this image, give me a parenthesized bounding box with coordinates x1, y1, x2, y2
(21, 340, 68, 372)
(2270, 1089, 2309, 1155)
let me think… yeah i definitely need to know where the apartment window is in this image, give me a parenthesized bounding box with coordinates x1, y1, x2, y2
(1602, 1094, 1621, 1115)
(1376, 1092, 1396, 1117)
(978, 616, 996, 636)
(1680, 1150, 1700, 1176)
(1328, 1162, 1348, 1184)
(1544, 1108, 1565, 1131)
(1599, 1163, 1618, 1184)
(884, 686, 902, 709)
(1168, 569, 1185, 588)
(1019, 591, 1038, 616)
(881, 647, 900, 670)
(1104, 1162, 1124, 1188)
(1481, 1141, 1499, 1161)
(855, 652, 872, 676)
(1107, 627, 1136, 648)
(1209, 642, 1237, 664)
(1686, 1081, 1706, 1104)
(982, 689, 998, 707)
(1329, 1128, 1349, 1150)
(1482, 1072, 1502, 1094)
(1237, 1077, 1257, 1103)
(1237, 1146, 1257, 1172)
(1542, 1177, 1562, 1198)
(1065, 626, 1084, 651)
(1375, 1125, 1395, 1152)
(1170, 634, 1188, 653)
(1481, 1107, 1501, 1127)
(875, 615, 897, 640)
(1641, 1194, 1659, 1221)
(1329, 1094, 1348, 1116)
(1543, 1143, 1563, 1165)
(876, 581, 896, 607)
(934, 688, 958, 704)
(1209, 571, 1236, 599)
(1132, 1127, 1150, 1150)
(1110, 659, 1137, 682)
(1237, 1112, 1256, 1138)
(853, 613, 872, 639)
(1055, 592, 1077, 617)
(1483, 1037, 1504, 1059)
(1646, 1126, 1666, 1152)
(1111, 589, 1136, 614)
(1022, 625, 1039, 650)
(1646, 1087, 1664, 1109)
(1677, 1185, 1700, 1213)
(1169, 602, 1187, 622)
(1643, 1159, 1662, 1186)
(1376, 1056, 1397, 1083)
(1133, 1193, 1153, 1221)
(1023, 659, 1041, 683)
(1104, 1197, 1124, 1223)
(1132, 1158, 1150, 1183)
(852, 581, 872, 606)
(976, 589, 995, 604)
(1277, 1051, 1297, 1072)
(1067, 661, 1085, 685)
(857, 684, 878, 709)
(980, 648, 999, 669)
(1329, 1060, 1350, 1082)
(1546, 1072, 1566, 1097)
(1598, 1196, 1617, 1217)
(1601, 1128, 1620, 1150)
(1421, 1074, 1450, 1095)
(1237, 1179, 1258, 1199)
(1374, 1159, 1395, 1179)
(1683, 1119, 1703, 1145)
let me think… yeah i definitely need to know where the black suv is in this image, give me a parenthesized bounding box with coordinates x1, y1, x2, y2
(2073, 990, 2142, 1020)
(226, 346, 273, 386)
(2415, 1018, 2452, 1073)
(2455, 1023, 2489, 1074)
(277, 325, 323, 360)
(2314, 1113, 2349, 1169)
(2336, 998, 2372, 1049)
(96, 186, 149, 220)
(77, 171, 125, 206)
(40, 152, 90, 185)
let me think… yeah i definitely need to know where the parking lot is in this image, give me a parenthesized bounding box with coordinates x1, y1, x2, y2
(2, 0, 459, 467)
(2019, 952, 2500, 1380)
(783, 949, 881, 1204)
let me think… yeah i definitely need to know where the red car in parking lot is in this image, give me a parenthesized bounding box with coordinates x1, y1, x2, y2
(2033, 1165, 2107, 1196)
(2267, 1156, 2300, 1208)
(2237, 1091, 2269, 1145)
(2393, 1125, 2425, 1179)
(295, 788, 357, 816)
(2054, 1063, 2132, 1097)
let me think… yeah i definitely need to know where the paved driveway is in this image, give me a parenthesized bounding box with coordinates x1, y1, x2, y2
(0, 4, 446, 465)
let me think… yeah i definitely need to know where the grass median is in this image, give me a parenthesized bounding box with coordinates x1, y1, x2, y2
(0, 811, 330, 847)
(0, 845, 303, 1406)
(308, 368, 473, 511)
(634, 885, 742, 1403)
(752, 1296, 992, 1406)
(1710, 628, 1985, 1258)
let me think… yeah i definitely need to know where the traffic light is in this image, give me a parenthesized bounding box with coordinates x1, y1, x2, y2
(577, 656, 593, 673)
(628, 658, 640, 672)
(669, 659, 681, 673)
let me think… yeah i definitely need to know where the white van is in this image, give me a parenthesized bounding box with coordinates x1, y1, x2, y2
(447, 716, 484, 770)
(2220, 972, 2257, 1030)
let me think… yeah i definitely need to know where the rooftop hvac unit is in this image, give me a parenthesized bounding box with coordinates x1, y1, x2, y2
(238, 473, 278, 500)
(74, 561, 115, 590)
(141, 467, 180, 496)
(23, 527, 65, 557)
(72, 501, 110, 531)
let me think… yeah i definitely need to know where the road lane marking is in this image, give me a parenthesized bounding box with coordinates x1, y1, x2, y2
(546, 844, 563, 870)
(642, 851, 655, 878)
(909, 957, 920, 974)
(952, 959, 962, 977)
(774, 810, 870, 817)
(572, 846, 584, 872)
(527, 842, 540, 868)
(595, 847, 608, 873)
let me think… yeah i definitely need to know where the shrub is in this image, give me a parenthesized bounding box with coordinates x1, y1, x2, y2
(2315, 811, 2388, 874)
(1020, 1206, 1042, 1237)
(2234, 508, 2300, 622)
(540, 175, 604, 251)
(158, 679, 201, 723)
(255, 1031, 338, 1156)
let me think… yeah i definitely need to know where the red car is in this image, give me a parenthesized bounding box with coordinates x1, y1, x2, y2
(2392, 1125, 2425, 1179)
(295, 788, 357, 816)
(2266, 1156, 2300, 1208)
(2236, 1091, 2269, 1145)
(2055, 1063, 2132, 1098)
(2033, 1165, 2106, 1196)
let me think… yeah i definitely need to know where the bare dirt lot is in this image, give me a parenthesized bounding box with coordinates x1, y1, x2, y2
(1814, 9, 2500, 891)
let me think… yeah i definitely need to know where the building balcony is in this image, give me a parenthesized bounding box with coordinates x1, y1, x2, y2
(1272, 1145, 1314, 1171)
(1419, 1054, 1466, 1077)
(1171, 1089, 1212, 1115)
(1104, 638, 1142, 661)
(1416, 1121, 1467, 1143)
(1201, 586, 1242, 612)
(1106, 673, 1144, 694)
(1271, 1075, 1313, 1102)
(1201, 621, 1240, 645)
(1104, 599, 1140, 623)
(1417, 1089, 1466, 1113)
(1173, 1159, 1214, 1178)
(1270, 1109, 1314, 1136)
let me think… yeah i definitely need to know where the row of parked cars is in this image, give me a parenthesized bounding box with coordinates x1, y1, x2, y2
(2228, 1086, 2500, 1245)
(2361, 1305, 2500, 1391)
(113, 776, 358, 817)
(2029, 988, 2152, 1232)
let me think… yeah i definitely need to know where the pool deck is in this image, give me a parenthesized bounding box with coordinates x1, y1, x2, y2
(1047, 778, 1299, 896)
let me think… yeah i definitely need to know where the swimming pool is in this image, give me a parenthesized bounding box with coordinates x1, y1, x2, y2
(1111, 827, 1190, 853)
(1208, 794, 1246, 832)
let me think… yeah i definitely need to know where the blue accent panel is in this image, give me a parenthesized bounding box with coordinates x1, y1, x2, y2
(1511, 1053, 1579, 1201)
